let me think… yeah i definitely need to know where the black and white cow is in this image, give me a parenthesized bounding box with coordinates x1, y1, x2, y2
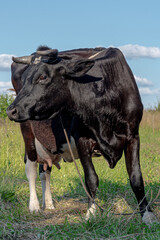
(11, 46, 102, 219)
(7, 47, 157, 224)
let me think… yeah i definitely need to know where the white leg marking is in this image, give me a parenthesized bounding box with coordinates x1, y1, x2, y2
(25, 157, 40, 212)
(85, 203, 96, 220)
(142, 211, 158, 225)
(40, 170, 55, 210)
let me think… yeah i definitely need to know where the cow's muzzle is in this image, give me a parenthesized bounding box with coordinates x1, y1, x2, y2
(6, 105, 19, 121)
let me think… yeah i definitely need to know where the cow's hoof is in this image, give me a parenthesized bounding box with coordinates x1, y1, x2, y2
(142, 211, 158, 225)
(29, 200, 40, 213)
(43, 204, 55, 210)
(29, 205, 40, 213)
(85, 203, 96, 220)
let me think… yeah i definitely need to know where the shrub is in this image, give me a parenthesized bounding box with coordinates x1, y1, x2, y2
(154, 100, 160, 111)
(0, 94, 14, 119)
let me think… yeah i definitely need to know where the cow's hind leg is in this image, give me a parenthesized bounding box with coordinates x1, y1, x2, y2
(25, 156, 40, 212)
(77, 138, 99, 220)
(124, 135, 157, 224)
(39, 164, 55, 210)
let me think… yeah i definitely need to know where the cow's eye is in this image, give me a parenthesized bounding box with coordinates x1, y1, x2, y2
(38, 75, 48, 83)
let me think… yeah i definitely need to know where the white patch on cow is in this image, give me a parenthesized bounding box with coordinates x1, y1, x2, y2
(88, 50, 104, 59)
(61, 137, 79, 162)
(85, 203, 96, 220)
(25, 157, 40, 212)
(35, 138, 61, 168)
(40, 170, 55, 210)
(35, 138, 51, 164)
(142, 211, 158, 225)
(33, 56, 42, 64)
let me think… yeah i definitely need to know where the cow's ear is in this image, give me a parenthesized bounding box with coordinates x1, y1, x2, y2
(66, 60, 95, 78)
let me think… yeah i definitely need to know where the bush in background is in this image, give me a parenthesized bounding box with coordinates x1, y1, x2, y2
(154, 100, 160, 111)
(0, 94, 14, 119)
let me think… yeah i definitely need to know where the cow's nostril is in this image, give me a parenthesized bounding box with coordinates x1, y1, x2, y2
(11, 108, 17, 116)
(6, 106, 18, 120)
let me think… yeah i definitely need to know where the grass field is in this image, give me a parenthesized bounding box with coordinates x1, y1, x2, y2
(0, 113, 160, 240)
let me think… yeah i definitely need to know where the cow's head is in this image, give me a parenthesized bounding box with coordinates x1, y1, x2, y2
(11, 46, 55, 95)
(7, 48, 94, 122)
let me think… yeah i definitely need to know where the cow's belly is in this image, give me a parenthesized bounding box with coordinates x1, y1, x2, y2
(60, 137, 79, 162)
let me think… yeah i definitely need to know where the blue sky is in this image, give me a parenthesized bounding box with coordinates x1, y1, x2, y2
(0, 0, 160, 108)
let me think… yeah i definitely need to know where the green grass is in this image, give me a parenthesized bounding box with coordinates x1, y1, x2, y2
(0, 119, 160, 239)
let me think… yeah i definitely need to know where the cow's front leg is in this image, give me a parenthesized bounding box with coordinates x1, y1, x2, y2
(77, 138, 99, 220)
(124, 135, 157, 225)
(25, 157, 40, 212)
(39, 165, 55, 210)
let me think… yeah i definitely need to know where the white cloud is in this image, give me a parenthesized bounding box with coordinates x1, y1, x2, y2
(134, 75, 152, 86)
(118, 44, 160, 59)
(0, 81, 12, 95)
(0, 54, 14, 71)
(0, 81, 12, 88)
(139, 87, 160, 95)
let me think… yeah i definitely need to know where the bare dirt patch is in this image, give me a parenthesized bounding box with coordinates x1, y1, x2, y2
(20, 198, 87, 228)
